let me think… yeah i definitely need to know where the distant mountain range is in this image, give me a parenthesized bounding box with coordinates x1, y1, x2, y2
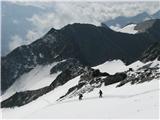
(104, 10, 160, 27)
(110, 19, 160, 34)
(1, 19, 160, 93)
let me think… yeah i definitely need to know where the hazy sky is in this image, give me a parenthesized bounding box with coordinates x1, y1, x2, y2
(1, 0, 160, 56)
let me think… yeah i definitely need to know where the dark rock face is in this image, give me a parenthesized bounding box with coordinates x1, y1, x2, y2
(78, 67, 109, 84)
(92, 69, 110, 77)
(140, 42, 160, 62)
(103, 73, 127, 86)
(60, 22, 160, 65)
(1, 19, 160, 92)
(1, 86, 51, 108)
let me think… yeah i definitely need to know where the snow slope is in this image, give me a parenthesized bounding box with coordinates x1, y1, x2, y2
(1, 62, 61, 101)
(93, 59, 127, 74)
(111, 24, 138, 34)
(1, 59, 159, 119)
(2, 78, 159, 119)
(94, 59, 160, 74)
(29, 80, 159, 119)
(2, 75, 81, 118)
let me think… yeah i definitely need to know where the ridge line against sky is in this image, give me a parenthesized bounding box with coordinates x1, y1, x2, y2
(1, 0, 160, 56)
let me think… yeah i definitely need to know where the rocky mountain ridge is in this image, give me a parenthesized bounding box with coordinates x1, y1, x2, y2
(1, 19, 160, 92)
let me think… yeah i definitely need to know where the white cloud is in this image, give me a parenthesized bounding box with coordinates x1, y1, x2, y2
(8, 1, 46, 9)
(13, 20, 19, 24)
(26, 30, 42, 42)
(110, 24, 121, 31)
(9, 31, 43, 51)
(26, 1, 160, 30)
(9, 35, 24, 51)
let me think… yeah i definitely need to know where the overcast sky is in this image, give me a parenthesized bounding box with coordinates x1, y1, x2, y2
(1, 0, 160, 56)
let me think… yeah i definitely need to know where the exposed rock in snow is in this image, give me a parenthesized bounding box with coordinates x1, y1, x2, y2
(1, 58, 159, 108)
(58, 59, 159, 102)
(117, 60, 160, 87)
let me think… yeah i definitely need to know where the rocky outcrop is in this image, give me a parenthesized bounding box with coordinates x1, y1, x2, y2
(117, 62, 160, 87)
(1, 86, 51, 108)
(50, 61, 85, 88)
(103, 73, 127, 86)
(57, 68, 127, 101)
(58, 61, 160, 101)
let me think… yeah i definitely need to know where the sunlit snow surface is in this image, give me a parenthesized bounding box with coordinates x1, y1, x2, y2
(1, 60, 160, 119)
(93, 59, 127, 74)
(111, 24, 138, 34)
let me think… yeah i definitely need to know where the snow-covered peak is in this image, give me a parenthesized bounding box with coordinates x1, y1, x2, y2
(111, 24, 138, 34)
(118, 24, 138, 34)
(127, 60, 145, 70)
(93, 59, 127, 74)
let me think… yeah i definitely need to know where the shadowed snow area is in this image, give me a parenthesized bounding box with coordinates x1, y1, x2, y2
(1, 62, 61, 101)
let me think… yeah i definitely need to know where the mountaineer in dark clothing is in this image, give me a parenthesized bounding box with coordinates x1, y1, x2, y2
(79, 94, 83, 100)
(99, 90, 103, 98)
